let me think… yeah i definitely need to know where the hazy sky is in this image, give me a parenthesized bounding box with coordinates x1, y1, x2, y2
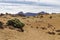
(0, 0, 60, 14)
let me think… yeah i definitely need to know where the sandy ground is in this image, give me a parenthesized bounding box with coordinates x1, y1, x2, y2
(0, 14, 60, 40)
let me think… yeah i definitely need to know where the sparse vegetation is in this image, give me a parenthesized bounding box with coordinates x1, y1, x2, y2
(49, 16, 52, 19)
(0, 13, 4, 16)
(47, 24, 53, 28)
(6, 18, 25, 32)
(40, 15, 43, 18)
(57, 33, 60, 35)
(27, 16, 30, 18)
(55, 30, 60, 32)
(33, 16, 36, 18)
(40, 27, 47, 30)
(47, 31, 55, 35)
(0, 21, 4, 29)
(0, 12, 60, 40)
(22, 17, 26, 19)
(27, 20, 29, 22)
(36, 26, 39, 29)
(31, 26, 33, 28)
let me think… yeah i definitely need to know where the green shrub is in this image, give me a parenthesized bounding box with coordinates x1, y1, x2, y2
(0, 21, 4, 29)
(6, 18, 25, 32)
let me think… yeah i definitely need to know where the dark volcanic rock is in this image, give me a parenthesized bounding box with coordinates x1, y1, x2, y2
(25, 12, 37, 16)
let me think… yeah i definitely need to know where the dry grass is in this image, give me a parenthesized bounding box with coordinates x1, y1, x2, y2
(0, 14, 60, 40)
